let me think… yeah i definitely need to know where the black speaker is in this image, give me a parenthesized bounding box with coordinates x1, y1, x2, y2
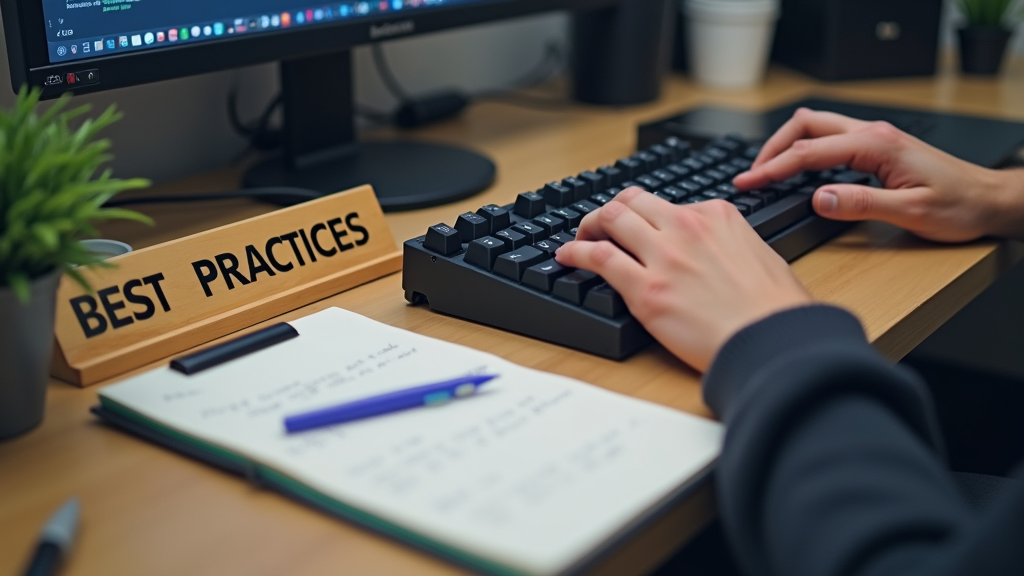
(572, 0, 673, 105)
(772, 0, 943, 80)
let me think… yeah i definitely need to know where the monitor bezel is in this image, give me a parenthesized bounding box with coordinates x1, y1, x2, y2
(2, 0, 616, 97)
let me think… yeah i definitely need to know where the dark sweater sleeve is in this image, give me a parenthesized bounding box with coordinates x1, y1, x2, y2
(702, 305, 1024, 576)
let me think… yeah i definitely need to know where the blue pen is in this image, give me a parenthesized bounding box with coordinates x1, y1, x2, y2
(283, 374, 499, 433)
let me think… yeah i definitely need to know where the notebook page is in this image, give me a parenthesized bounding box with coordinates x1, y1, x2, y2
(100, 308, 723, 575)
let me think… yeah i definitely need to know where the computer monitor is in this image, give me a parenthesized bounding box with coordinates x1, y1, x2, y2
(2, 0, 668, 210)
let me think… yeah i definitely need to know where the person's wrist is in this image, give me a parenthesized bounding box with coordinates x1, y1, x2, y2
(982, 168, 1024, 240)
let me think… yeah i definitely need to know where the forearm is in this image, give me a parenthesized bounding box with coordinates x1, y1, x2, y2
(704, 307, 969, 576)
(982, 168, 1024, 241)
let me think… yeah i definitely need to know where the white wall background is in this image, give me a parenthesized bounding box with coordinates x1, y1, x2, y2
(2, 2, 1023, 185)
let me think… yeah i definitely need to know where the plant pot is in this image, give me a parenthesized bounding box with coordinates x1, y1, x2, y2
(684, 0, 780, 89)
(958, 26, 1013, 76)
(0, 270, 61, 440)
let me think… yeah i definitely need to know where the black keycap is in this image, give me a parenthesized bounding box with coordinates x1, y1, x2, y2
(716, 183, 740, 196)
(732, 202, 752, 217)
(597, 165, 624, 188)
(733, 196, 764, 214)
(715, 163, 741, 178)
(494, 247, 547, 282)
(569, 200, 600, 216)
(710, 137, 743, 152)
(583, 284, 627, 318)
(652, 169, 676, 184)
(493, 228, 528, 250)
(648, 144, 675, 166)
(767, 182, 793, 198)
(831, 170, 872, 185)
(633, 151, 660, 172)
(605, 187, 624, 197)
(679, 179, 705, 194)
(682, 157, 706, 172)
(620, 181, 641, 191)
(702, 189, 733, 201)
(549, 231, 575, 245)
(590, 193, 614, 206)
(579, 171, 606, 195)
(562, 176, 590, 202)
(522, 260, 572, 293)
(477, 204, 511, 233)
(512, 222, 547, 244)
(542, 182, 574, 207)
(743, 146, 761, 160)
(658, 185, 689, 203)
(532, 239, 560, 255)
(553, 270, 604, 306)
(746, 192, 813, 239)
(424, 223, 462, 256)
(664, 137, 692, 162)
(464, 236, 510, 270)
(692, 174, 715, 188)
(666, 163, 692, 178)
(704, 147, 729, 162)
(730, 157, 753, 171)
(568, 227, 579, 237)
(615, 158, 643, 180)
(751, 190, 777, 205)
(549, 208, 582, 229)
(455, 212, 490, 242)
(694, 154, 717, 166)
(685, 197, 706, 204)
(704, 169, 727, 184)
(533, 214, 566, 235)
(514, 192, 547, 219)
(636, 174, 663, 190)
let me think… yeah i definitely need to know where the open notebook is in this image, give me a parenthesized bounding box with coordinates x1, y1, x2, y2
(94, 308, 723, 576)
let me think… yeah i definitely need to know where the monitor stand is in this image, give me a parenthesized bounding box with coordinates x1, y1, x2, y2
(243, 50, 496, 211)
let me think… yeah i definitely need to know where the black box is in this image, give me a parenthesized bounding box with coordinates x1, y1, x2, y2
(772, 0, 943, 80)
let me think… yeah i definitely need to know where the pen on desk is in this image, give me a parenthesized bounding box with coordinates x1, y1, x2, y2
(284, 374, 499, 433)
(21, 498, 79, 576)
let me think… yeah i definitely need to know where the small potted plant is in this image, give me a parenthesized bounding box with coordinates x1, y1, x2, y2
(0, 87, 150, 440)
(957, 0, 1023, 75)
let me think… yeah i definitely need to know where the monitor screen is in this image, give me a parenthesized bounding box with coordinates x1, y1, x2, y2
(42, 0, 496, 64)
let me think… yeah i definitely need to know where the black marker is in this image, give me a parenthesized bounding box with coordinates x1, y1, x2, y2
(170, 323, 298, 375)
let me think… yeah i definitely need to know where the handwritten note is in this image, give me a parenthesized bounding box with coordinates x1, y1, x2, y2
(99, 308, 723, 576)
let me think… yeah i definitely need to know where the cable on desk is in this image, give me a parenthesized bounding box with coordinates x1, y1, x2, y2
(105, 188, 322, 207)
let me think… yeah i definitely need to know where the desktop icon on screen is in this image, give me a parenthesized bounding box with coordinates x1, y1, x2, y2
(314, 9, 324, 21)
(214, 22, 225, 35)
(180, 28, 189, 40)
(82, 42, 90, 53)
(156, 31, 166, 42)
(119, 35, 128, 48)
(281, 12, 291, 26)
(169, 29, 178, 41)
(131, 34, 142, 46)
(191, 26, 201, 38)
(271, 15, 280, 27)
(94, 40, 104, 51)
(106, 38, 116, 50)
(144, 32, 154, 45)
(70, 44, 77, 54)
(296, 11, 305, 24)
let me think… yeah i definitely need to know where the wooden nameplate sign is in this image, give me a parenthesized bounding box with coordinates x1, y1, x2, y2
(51, 185, 403, 387)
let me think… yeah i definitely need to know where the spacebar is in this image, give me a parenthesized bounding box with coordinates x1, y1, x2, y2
(746, 193, 814, 239)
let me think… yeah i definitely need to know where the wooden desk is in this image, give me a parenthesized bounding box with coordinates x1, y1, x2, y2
(4, 59, 1024, 576)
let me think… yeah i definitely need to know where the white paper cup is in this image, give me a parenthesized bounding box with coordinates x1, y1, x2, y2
(685, 0, 780, 89)
(80, 239, 134, 260)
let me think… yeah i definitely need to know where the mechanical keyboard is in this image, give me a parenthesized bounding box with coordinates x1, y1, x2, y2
(403, 135, 871, 360)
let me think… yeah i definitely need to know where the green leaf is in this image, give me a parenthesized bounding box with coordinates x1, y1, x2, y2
(0, 87, 151, 295)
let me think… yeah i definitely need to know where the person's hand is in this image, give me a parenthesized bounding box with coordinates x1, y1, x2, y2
(555, 189, 812, 372)
(733, 108, 1024, 243)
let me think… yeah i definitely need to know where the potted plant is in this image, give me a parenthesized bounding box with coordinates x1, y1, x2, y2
(957, 0, 1023, 75)
(0, 87, 150, 440)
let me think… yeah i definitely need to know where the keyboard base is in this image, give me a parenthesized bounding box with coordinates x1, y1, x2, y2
(403, 239, 653, 360)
